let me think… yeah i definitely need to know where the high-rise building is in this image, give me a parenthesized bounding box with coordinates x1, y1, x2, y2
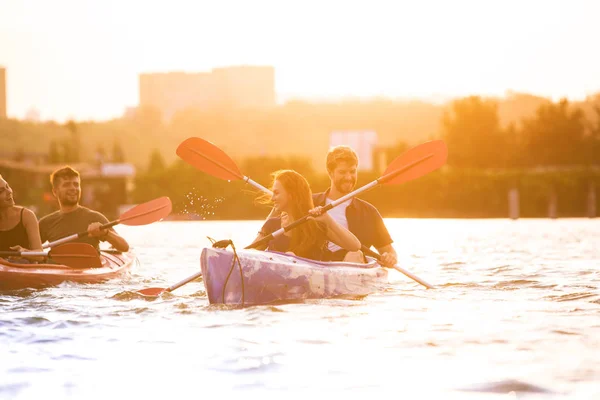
(0, 67, 6, 119)
(211, 66, 276, 109)
(139, 71, 215, 120)
(139, 66, 275, 120)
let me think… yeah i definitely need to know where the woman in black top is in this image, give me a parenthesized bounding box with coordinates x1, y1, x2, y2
(0, 175, 43, 260)
(251, 170, 360, 261)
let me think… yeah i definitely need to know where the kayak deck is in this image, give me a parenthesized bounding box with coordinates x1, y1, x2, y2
(0, 250, 136, 290)
(201, 247, 388, 305)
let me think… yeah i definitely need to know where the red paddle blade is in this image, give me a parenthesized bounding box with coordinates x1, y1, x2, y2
(176, 137, 243, 181)
(119, 197, 172, 226)
(382, 140, 447, 185)
(50, 243, 102, 268)
(136, 287, 166, 297)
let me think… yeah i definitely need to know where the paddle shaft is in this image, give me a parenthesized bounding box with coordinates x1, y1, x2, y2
(164, 271, 204, 294)
(0, 248, 100, 267)
(42, 220, 120, 249)
(188, 146, 273, 195)
(360, 246, 434, 289)
(0, 250, 47, 257)
(248, 152, 433, 250)
(245, 177, 272, 196)
(41, 197, 171, 250)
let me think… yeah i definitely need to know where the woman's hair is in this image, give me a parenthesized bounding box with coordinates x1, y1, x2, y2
(269, 169, 327, 258)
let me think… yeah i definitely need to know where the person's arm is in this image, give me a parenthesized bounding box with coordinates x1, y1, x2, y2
(87, 222, 129, 252)
(369, 206, 397, 267)
(38, 217, 48, 245)
(10, 208, 44, 261)
(102, 228, 129, 252)
(248, 218, 279, 250)
(309, 207, 360, 252)
(250, 231, 269, 250)
(23, 208, 42, 251)
(376, 243, 397, 267)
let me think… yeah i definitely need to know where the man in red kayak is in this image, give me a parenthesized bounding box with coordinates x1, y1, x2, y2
(313, 146, 398, 267)
(39, 166, 129, 252)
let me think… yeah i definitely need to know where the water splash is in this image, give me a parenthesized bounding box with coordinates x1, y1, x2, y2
(181, 187, 225, 220)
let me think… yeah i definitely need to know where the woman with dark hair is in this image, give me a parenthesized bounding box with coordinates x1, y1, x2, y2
(252, 170, 361, 261)
(0, 174, 43, 259)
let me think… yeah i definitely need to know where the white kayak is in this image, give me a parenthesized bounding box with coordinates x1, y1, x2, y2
(200, 247, 388, 305)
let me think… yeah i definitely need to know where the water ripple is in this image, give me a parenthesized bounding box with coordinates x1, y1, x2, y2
(492, 279, 539, 288)
(458, 379, 557, 394)
(2, 219, 600, 398)
(552, 329, 581, 336)
(546, 292, 597, 302)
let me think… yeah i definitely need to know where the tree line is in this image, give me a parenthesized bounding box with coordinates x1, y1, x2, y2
(2, 93, 599, 218)
(442, 96, 600, 168)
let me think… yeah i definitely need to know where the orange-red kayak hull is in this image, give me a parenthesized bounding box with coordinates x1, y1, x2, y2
(0, 251, 136, 290)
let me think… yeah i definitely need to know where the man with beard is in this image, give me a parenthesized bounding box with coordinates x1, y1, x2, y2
(313, 146, 397, 266)
(39, 166, 129, 252)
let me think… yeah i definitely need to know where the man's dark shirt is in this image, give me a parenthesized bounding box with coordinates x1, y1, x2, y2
(313, 189, 393, 256)
(39, 206, 112, 250)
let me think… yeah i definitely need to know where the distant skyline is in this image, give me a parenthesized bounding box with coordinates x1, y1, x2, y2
(1, 0, 599, 122)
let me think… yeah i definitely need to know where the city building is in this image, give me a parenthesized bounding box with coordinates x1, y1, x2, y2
(139, 65, 275, 120)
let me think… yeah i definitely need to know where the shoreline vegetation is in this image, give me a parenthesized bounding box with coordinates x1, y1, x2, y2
(2, 93, 600, 219)
(141, 165, 599, 220)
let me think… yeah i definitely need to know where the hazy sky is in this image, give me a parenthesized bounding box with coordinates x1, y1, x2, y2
(0, 0, 598, 122)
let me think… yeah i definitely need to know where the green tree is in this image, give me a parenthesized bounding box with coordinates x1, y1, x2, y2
(383, 140, 409, 166)
(13, 147, 25, 162)
(65, 120, 81, 163)
(442, 96, 508, 168)
(583, 104, 600, 165)
(95, 144, 107, 165)
(112, 139, 126, 163)
(48, 140, 61, 163)
(134, 106, 164, 141)
(521, 99, 586, 166)
(61, 140, 73, 163)
(502, 122, 524, 167)
(147, 148, 166, 173)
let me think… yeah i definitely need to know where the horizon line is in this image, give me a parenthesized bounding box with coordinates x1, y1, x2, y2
(6, 89, 598, 124)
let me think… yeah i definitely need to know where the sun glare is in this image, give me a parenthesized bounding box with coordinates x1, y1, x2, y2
(0, 0, 598, 120)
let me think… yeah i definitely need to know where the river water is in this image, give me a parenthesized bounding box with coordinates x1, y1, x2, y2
(1, 219, 599, 399)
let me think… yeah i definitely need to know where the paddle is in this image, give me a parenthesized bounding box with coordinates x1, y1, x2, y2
(136, 140, 446, 297)
(136, 272, 202, 297)
(360, 247, 435, 289)
(176, 137, 272, 195)
(42, 197, 172, 249)
(0, 243, 102, 268)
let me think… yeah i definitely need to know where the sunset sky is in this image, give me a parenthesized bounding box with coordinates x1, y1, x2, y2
(0, 0, 598, 122)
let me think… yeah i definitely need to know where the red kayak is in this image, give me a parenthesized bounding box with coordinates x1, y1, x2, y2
(0, 250, 136, 290)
